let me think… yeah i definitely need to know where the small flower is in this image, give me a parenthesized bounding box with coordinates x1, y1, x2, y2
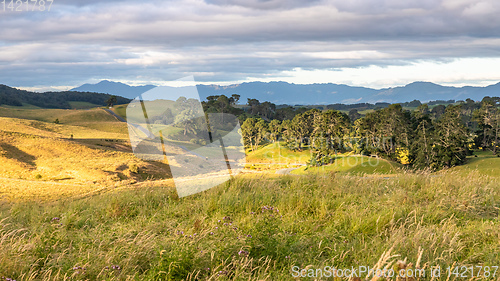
(238, 250, 249, 256)
(247, 234, 252, 238)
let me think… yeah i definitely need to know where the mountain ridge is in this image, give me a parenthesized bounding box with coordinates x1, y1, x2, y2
(71, 80, 156, 100)
(70, 80, 500, 104)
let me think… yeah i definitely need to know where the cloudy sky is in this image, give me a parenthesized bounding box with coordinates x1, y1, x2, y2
(1, 0, 500, 91)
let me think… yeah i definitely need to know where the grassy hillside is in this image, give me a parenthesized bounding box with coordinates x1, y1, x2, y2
(0, 172, 499, 280)
(0, 107, 118, 123)
(245, 142, 313, 164)
(0, 109, 172, 201)
(447, 151, 500, 177)
(113, 104, 128, 120)
(292, 154, 403, 175)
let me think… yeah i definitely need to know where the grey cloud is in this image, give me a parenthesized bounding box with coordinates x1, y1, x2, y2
(205, 0, 321, 10)
(1, 0, 500, 88)
(3, 0, 500, 45)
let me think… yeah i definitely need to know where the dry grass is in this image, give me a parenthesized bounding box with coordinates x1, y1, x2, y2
(0, 112, 171, 201)
(0, 171, 498, 280)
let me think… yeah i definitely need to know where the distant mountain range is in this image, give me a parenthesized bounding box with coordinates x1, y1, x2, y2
(71, 80, 499, 105)
(71, 80, 156, 100)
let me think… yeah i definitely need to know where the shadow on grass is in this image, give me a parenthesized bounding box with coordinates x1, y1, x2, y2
(0, 142, 37, 168)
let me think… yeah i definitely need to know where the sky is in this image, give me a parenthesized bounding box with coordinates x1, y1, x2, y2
(1, 0, 500, 91)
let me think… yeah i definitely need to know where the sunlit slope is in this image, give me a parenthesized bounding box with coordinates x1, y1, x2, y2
(0, 110, 172, 200)
(0, 107, 130, 138)
(446, 151, 500, 177)
(246, 142, 313, 164)
(0, 130, 171, 182)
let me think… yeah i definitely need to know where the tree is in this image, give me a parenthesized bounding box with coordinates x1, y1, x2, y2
(229, 94, 240, 106)
(174, 97, 204, 136)
(288, 109, 319, 151)
(411, 106, 434, 169)
(355, 104, 412, 161)
(309, 110, 350, 166)
(431, 104, 446, 119)
(254, 119, 269, 150)
(431, 105, 469, 169)
(241, 118, 258, 150)
(275, 107, 297, 120)
(473, 100, 500, 154)
(268, 119, 283, 142)
(241, 118, 268, 151)
(348, 109, 361, 122)
(246, 98, 276, 120)
(106, 95, 117, 107)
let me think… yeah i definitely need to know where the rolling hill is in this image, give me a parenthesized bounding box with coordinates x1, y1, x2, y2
(0, 84, 131, 109)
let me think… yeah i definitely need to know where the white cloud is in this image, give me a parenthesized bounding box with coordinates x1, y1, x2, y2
(243, 58, 500, 89)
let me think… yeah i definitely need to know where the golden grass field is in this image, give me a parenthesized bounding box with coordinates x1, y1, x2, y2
(0, 107, 173, 201)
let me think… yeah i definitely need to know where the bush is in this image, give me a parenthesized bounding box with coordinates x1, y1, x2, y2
(129, 163, 139, 174)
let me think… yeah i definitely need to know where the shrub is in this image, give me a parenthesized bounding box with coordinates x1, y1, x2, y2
(129, 163, 140, 174)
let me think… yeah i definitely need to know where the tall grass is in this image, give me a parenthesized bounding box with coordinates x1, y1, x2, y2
(0, 171, 498, 280)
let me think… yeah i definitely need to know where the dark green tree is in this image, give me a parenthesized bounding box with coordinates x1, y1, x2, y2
(106, 95, 118, 107)
(431, 105, 469, 169)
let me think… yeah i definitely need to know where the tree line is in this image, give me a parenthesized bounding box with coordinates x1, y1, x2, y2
(202, 94, 500, 170)
(0, 84, 131, 109)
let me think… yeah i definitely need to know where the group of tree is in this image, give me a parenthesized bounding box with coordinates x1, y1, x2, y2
(202, 94, 244, 116)
(239, 97, 499, 170)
